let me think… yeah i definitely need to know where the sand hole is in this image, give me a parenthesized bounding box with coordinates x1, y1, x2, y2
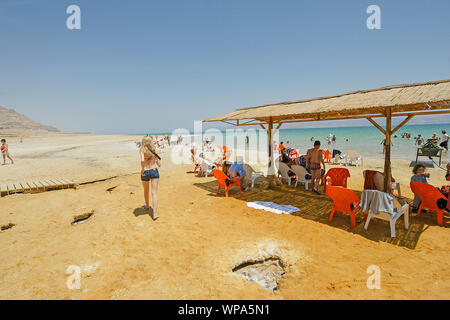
(1, 223, 15, 231)
(232, 257, 285, 291)
(72, 210, 95, 225)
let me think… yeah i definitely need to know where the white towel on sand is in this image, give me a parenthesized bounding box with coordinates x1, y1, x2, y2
(247, 201, 300, 214)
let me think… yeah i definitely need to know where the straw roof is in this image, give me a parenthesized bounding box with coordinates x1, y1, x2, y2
(205, 79, 450, 123)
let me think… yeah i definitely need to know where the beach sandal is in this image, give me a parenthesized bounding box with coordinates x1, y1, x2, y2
(151, 213, 159, 221)
(312, 189, 321, 195)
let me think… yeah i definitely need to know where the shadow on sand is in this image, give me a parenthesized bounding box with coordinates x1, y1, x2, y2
(133, 206, 154, 217)
(193, 178, 449, 250)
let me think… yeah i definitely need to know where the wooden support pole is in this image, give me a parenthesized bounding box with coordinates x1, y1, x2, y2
(383, 107, 393, 193)
(264, 117, 281, 188)
(268, 118, 274, 176)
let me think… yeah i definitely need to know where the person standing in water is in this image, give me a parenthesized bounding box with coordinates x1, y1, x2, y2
(415, 134, 424, 146)
(140, 136, 161, 220)
(440, 130, 449, 151)
(380, 138, 393, 154)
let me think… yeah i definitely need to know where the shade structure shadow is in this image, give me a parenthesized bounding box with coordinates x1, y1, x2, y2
(192, 179, 442, 249)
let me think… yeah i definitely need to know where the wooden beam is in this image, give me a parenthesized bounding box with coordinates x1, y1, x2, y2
(221, 120, 238, 126)
(273, 122, 283, 134)
(366, 117, 386, 134)
(259, 123, 268, 134)
(391, 115, 414, 134)
(217, 108, 450, 126)
(383, 107, 393, 193)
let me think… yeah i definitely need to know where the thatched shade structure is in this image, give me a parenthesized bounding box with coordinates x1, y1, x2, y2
(204, 79, 450, 192)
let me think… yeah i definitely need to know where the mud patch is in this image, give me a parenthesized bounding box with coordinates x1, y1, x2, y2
(232, 257, 285, 290)
(72, 210, 95, 225)
(106, 185, 119, 192)
(1, 223, 15, 231)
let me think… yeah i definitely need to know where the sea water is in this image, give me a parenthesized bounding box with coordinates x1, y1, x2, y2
(200, 123, 450, 161)
(144, 123, 449, 161)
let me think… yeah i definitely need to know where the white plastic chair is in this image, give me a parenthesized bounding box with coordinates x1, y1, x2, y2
(362, 191, 409, 238)
(278, 162, 294, 186)
(198, 159, 214, 177)
(291, 165, 312, 190)
(251, 172, 264, 188)
(346, 150, 363, 167)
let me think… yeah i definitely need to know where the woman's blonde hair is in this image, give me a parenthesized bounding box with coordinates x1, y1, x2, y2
(141, 135, 156, 158)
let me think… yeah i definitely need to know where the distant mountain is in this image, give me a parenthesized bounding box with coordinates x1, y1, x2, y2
(0, 106, 60, 133)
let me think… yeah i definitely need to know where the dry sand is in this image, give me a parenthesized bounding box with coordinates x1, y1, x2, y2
(0, 134, 449, 299)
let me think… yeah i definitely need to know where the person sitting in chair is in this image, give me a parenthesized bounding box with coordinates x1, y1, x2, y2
(228, 156, 249, 191)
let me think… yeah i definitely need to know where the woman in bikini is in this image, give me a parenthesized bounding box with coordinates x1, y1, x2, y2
(140, 136, 161, 220)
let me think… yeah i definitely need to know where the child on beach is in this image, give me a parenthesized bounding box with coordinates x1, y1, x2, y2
(306, 140, 325, 194)
(410, 164, 430, 211)
(140, 136, 161, 220)
(1, 139, 14, 165)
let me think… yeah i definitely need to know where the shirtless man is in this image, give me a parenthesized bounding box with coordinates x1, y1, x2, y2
(306, 140, 325, 194)
(1, 139, 14, 165)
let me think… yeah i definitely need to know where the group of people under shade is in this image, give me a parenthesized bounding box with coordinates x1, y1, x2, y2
(277, 140, 326, 194)
(190, 143, 251, 191)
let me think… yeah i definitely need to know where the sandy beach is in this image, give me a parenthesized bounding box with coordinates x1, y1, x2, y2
(0, 133, 449, 300)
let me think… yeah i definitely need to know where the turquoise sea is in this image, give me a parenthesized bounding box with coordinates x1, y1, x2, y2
(142, 123, 449, 161)
(196, 123, 450, 161)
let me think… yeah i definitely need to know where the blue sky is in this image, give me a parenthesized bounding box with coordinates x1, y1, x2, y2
(1, 0, 449, 134)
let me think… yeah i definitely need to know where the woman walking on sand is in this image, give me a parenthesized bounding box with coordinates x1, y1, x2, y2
(1, 139, 14, 165)
(140, 136, 161, 220)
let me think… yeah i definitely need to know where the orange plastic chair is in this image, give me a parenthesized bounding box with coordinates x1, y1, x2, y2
(323, 168, 351, 191)
(410, 181, 446, 225)
(218, 146, 232, 161)
(191, 156, 199, 174)
(322, 149, 333, 163)
(212, 169, 241, 197)
(326, 186, 361, 228)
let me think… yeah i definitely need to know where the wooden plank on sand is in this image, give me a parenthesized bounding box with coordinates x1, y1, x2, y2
(26, 182, 38, 192)
(33, 181, 45, 190)
(53, 179, 67, 188)
(39, 180, 51, 188)
(6, 183, 15, 194)
(14, 183, 23, 193)
(20, 182, 30, 192)
(60, 178, 76, 187)
(0, 184, 8, 196)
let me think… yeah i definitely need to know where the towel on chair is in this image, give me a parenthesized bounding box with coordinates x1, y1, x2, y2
(247, 201, 300, 214)
(360, 190, 394, 216)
